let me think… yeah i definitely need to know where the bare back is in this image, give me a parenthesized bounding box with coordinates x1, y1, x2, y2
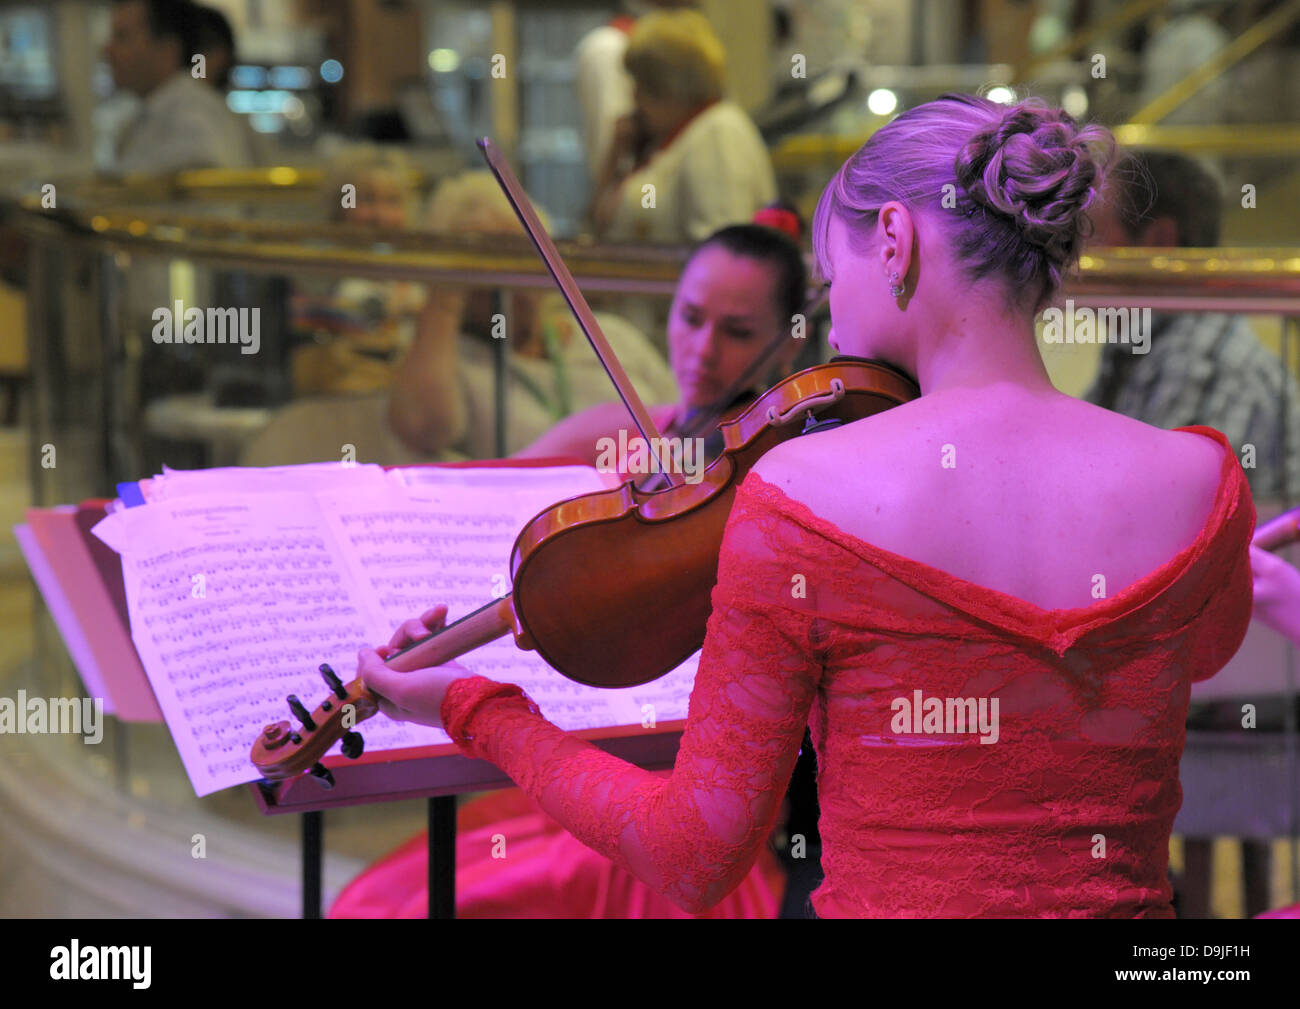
(753, 388, 1227, 612)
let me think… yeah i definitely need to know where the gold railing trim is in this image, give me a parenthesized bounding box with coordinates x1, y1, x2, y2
(8, 199, 1300, 307)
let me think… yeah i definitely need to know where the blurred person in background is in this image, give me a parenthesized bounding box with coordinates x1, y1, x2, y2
(1136, 0, 1232, 126)
(288, 146, 426, 398)
(590, 9, 776, 244)
(1087, 151, 1300, 502)
(574, 0, 698, 183)
(517, 214, 809, 471)
(191, 4, 270, 164)
(388, 171, 678, 460)
(103, 0, 254, 172)
(237, 147, 431, 468)
(191, 2, 235, 91)
(1088, 149, 1300, 919)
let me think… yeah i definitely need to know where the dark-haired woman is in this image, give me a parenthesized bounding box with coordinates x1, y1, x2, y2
(331, 217, 811, 919)
(357, 94, 1256, 917)
(516, 221, 808, 470)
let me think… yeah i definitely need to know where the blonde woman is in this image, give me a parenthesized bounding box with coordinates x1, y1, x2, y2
(290, 145, 425, 396)
(590, 9, 776, 244)
(361, 94, 1255, 917)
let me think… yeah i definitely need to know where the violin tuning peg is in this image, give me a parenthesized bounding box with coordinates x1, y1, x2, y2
(287, 694, 317, 731)
(319, 663, 348, 700)
(308, 762, 335, 789)
(341, 731, 364, 760)
(260, 720, 292, 750)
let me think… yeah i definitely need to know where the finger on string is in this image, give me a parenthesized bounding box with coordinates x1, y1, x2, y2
(420, 605, 449, 629)
(388, 617, 433, 649)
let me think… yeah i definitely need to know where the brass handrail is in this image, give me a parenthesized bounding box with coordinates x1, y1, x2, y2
(1110, 123, 1300, 156)
(10, 202, 684, 294)
(1070, 248, 1300, 314)
(8, 198, 1300, 310)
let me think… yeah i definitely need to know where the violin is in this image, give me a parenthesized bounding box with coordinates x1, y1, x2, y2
(250, 142, 920, 786)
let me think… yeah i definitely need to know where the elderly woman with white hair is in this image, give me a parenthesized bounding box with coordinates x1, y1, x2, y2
(387, 170, 678, 460)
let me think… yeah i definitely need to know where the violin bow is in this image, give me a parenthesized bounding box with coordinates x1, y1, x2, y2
(1255, 504, 1300, 551)
(477, 137, 683, 486)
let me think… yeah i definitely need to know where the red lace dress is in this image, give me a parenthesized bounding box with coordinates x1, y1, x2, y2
(432, 425, 1254, 917)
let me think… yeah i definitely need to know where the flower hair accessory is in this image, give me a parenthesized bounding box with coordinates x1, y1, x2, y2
(753, 206, 802, 240)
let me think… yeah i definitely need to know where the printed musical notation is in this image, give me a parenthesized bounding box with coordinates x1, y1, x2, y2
(113, 491, 453, 796)
(321, 483, 592, 731)
(318, 473, 703, 734)
(102, 469, 702, 798)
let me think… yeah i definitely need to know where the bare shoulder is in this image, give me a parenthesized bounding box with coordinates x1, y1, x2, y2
(748, 405, 908, 496)
(747, 436, 805, 492)
(749, 397, 1228, 522)
(1145, 423, 1229, 512)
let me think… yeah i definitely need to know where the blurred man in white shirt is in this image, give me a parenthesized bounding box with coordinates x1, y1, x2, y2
(103, 0, 253, 172)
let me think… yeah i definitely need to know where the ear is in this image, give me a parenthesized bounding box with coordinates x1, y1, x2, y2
(876, 201, 916, 285)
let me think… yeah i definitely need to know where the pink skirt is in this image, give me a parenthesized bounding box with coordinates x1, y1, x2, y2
(328, 786, 787, 918)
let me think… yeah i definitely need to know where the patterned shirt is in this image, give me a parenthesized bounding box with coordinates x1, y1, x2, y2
(1084, 311, 1300, 500)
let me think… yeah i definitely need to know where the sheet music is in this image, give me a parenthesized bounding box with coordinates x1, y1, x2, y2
(144, 461, 395, 502)
(92, 465, 701, 798)
(321, 465, 693, 733)
(102, 492, 450, 796)
(601, 654, 700, 727)
(393, 463, 600, 493)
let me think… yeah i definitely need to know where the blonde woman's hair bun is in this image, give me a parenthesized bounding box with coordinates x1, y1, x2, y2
(955, 96, 1116, 278)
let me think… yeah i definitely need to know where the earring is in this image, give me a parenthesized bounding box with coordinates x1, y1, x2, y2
(888, 271, 905, 298)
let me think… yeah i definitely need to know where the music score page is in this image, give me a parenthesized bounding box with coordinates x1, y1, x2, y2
(92, 464, 699, 796)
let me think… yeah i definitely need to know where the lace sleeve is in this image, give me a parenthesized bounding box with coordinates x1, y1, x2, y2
(439, 480, 823, 913)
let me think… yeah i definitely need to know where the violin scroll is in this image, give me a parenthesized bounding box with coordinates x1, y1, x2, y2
(251, 663, 380, 784)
